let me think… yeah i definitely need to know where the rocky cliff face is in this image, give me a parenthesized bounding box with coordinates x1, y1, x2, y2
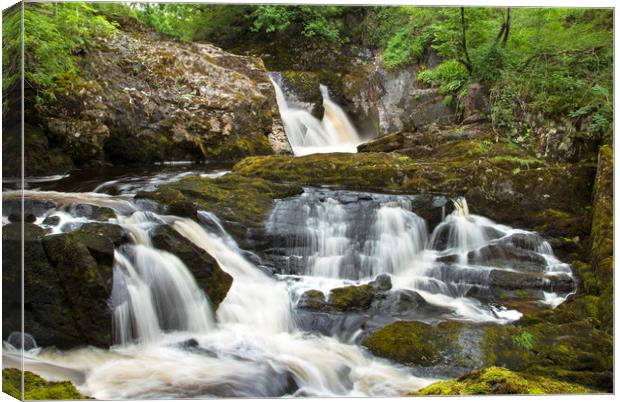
(16, 25, 292, 177)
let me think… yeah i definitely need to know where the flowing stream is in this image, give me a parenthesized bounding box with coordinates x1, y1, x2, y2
(2, 169, 574, 398)
(270, 73, 362, 156)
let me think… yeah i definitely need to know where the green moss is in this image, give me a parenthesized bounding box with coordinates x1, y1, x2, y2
(206, 135, 273, 161)
(481, 320, 613, 391)
(328, 284, 374, 311)
(361, 321, 462, 367)
(280, 71, 321, 102)
(137, 173, 303, 235)
(3, 368, 87, 400)
(415, 367, 591, 395)
(590, 145, 613, 334)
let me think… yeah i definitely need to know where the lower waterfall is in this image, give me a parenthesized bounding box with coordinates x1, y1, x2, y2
(2, 179, 575, 399)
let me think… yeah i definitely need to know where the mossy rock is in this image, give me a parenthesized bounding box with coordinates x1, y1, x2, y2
(481, 320, 613, 391)
(136, 173, 302, 247)
(361, 321, 464, 367)
(590, 145, 613, 334)
(2, 368, 87, 400)
(415, 366, 591, 395)
(204, 135, 273, 162)
(280, 70, 323, 117)
(3, 123, 72, 178)
(232, 138, 593, 235)
(328, 284, 375, 311)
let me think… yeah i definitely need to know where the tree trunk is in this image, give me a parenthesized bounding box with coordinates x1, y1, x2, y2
(460, 7, 473, 73)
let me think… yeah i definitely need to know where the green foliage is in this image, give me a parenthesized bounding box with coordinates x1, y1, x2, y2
(512, 331, 535, 351)
(418, 60, 470, 93)
(19, 3, 117, 105)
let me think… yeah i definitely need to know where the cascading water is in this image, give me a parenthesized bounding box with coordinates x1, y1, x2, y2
(270, 74, 362, 156)
(2, 170, 575, 399)
(266, 189, 575, 323)
(3, 188, 437, 399)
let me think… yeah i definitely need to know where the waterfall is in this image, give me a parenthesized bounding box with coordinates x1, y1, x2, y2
(270, 75, 361, 156)
(110, 213, 215, 345)
(4, 184, 574, 399)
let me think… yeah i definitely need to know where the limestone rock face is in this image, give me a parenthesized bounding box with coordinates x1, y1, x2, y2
(29, 26, 292, 175)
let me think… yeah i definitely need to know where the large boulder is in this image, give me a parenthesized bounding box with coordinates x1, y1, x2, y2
(2, 222, 130, 348)
(361, 321, 480, 374)
(150, 225, 233, 310)
(30, 26, 292, 174)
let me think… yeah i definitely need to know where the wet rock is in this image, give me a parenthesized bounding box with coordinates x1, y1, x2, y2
(362, 321, 476, 371)
(468, 243, 549, 273)
(2, 222, 129, 348)
(151, 225, 233, 310)
(137, 173, 303, 251)
(357, 132, 405, 153)
(3, 199, 56, 222)
(370, 289, 453, 318)
(39, 223, 130, 348)
(487, 270, 574, 292)
(70, 203, 116, 221)
(42, 215, 61, 226)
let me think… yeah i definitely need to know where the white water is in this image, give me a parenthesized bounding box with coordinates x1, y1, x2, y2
(3, 186, 576, 398)
(4, 192, 437, 398)
(270, 76, 362, 155)
(268, 192, 574, 324)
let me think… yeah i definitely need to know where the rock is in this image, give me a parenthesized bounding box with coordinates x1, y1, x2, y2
(32, 26, 292, 173)
(461, 82, 491, 125)
(487, 270, 574, 292)
(370, 289, 453, 318)
(328, 283, 376, 311)
(70, 203, 116, 221)
(39, 223, 130, 348)
(415, 366, 590, 395)
(297, 275, 392, 313)
(279, 70, 324, 118)
(467, 243, 549, 273)
(136, 173, 303, 250)
(42, 215, 61, 226)
(233, 135, 593, 236)
(2, 222, 129, 349)
(297, 290, 327, 311)
(2, 368, 87, 400)
(357, 132, 405, 153)
(3, 123, 73, 178)
(362, 321, 473, 369)
(3, 198, 56, 222)
(481, 320, 613, 391)
(151, 225, 233, 310)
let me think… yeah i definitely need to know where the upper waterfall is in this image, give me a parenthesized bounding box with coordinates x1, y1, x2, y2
(270, 74, 362, 156)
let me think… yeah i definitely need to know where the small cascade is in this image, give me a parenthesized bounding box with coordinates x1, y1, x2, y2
(429, 197, 506, 264)
(110, 213, 215, 345)
(360, 202, 428, 277)
(270, 74, 361, 155)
